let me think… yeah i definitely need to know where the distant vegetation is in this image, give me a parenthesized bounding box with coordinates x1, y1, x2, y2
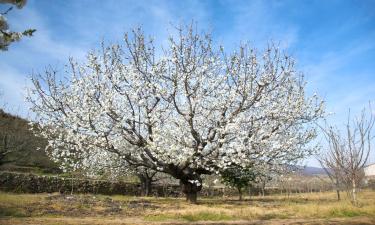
(0, 108, 59, 173)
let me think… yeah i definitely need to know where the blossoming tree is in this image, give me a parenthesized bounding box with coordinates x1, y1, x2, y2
(0, 0, 36, 51)
(28, 25, 324, 203)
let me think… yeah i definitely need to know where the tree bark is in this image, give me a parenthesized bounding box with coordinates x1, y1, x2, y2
(141, 177, 152, 196)
(261, 180, 266, 197)
(352, 178, 357, 205)
(237, 187, 242, 201)
(180, 178, 202, 204)
(137, 172, 154, 196)
(335, 180, 341, 201)
(186, 191, 197, 203)
(165, 165, 207, 203)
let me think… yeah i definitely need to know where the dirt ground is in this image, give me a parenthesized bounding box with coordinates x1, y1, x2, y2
(1, 217, 375, 225)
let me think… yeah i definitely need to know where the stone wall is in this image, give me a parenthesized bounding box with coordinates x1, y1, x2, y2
(0, 171, 239, 197)
(0, 171, 175, 196)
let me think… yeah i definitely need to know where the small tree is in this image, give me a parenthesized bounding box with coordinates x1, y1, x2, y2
(255, 172, 273, 197)
(0, 0, 36, 51)
(319, 106, 374, 205)
(317, 142, 344, 201)
(221, 165, 257, 200)
(135, 167, 158, 196)
(28, 25, 324, 203)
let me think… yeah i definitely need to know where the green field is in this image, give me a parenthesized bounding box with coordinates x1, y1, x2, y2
(1, 190, 375, 224)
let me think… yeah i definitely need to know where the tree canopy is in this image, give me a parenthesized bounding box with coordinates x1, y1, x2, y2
(28, 25, 324, 203)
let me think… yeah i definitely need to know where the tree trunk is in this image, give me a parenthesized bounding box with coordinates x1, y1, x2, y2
(167, 165, 205, 203)
(261, 185, 265, 197)
(186, 191, 197, 203)
(142, 177, 152, 196)
(180, 178, 202, 204)
(261, 181, 266, 197)
(334, 179, 341, 201)
(70, 174, 74, 195)
(237, 187, 242, 201)
(137, 173, 153, 196)
(352, 178, 357, 205)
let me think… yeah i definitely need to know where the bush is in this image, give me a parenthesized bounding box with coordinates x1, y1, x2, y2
(367, 179, 375, 190)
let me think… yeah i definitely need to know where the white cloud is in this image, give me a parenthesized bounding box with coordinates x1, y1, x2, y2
(0, 0, 213, 117)
(1, 0, 374, 166)
(0, 63, 31, 117)
(302, 38, 375, 121)
(217, 0, 299, 50)
(7, 4, 86, 61)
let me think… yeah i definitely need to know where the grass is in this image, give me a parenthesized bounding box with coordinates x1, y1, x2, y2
(0, 191, 43, 205)
(181, 211, 233, 221)
(0, 190, 375, 224)
(329, 208, 363, 217)
(0, 207, 27, 217)
(145, 211, 233, 222)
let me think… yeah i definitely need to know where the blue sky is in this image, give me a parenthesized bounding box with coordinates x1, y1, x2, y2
(0, 0, 374, 166)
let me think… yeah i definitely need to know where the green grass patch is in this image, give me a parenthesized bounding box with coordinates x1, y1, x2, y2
(0, 207, 27, 217)
(0, 192, 42, 206)
(144, 214, 180, 222)
(181, 211, 233, 221)
(145, 211, 233, 222)
(329, 208, 364, 217)
(263, 212, 290, 220)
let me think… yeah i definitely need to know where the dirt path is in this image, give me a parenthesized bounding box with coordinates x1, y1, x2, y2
(1, 217, 374, 225)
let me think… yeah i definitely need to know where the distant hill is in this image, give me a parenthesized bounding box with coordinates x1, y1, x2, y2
(283, 164, 328, 176)
(0, 108, 60, 174)
(300, 166, 327, 176)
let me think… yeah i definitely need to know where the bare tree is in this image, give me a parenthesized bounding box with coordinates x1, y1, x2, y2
(319, 105, 374, 205)
(135, 167, 158, 196)
(318, 139, 344, 201)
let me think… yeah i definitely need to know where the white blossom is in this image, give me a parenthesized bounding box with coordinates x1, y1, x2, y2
(27, 25, 324, 200)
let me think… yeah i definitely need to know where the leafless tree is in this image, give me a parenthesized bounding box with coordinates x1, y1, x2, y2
(319, 105, 374, 205)
(318, 138, 345, 201)
(135, 168, 158, 196)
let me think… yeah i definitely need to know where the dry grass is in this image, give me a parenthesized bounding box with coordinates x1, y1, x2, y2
(142, 191, 375, 222)
(0, 190, 375, 224)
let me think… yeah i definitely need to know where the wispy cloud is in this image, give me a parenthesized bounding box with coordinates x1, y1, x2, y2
(302, 35, 375, 120)
(0, 4, 88, 116)
(0, 0, 210, 116)
(215, 0, 299, 49)
(0, 63, 31, 116)
(1, 0, 374, 165)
